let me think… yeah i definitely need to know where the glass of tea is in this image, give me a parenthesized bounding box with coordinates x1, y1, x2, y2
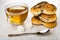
(5, 3, 28, 25)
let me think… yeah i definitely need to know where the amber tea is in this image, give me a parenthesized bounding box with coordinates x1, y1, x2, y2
(5, 4, 28, 25)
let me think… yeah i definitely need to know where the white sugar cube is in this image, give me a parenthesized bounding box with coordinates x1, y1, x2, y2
(17, 25, 24, 32)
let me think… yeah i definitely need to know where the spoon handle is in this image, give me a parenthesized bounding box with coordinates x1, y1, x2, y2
(8, 32, 38, 37)
(8, 32, 47, 37)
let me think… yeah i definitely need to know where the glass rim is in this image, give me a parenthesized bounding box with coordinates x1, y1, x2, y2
(5, 2, 28, 9)
(5, 2, 28, 15)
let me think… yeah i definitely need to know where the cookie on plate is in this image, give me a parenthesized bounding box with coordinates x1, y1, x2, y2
(43, 21, 57, 28)
(31, 17, 42, 25)
(39, 13, 57, 22)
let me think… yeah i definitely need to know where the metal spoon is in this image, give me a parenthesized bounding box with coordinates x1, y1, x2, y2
(8, 29, 50, 37)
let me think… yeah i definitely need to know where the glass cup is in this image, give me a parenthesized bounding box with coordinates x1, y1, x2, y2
(5, 3, 28, 25)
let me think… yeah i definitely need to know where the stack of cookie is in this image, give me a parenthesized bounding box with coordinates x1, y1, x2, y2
(31, 1, 57, 28)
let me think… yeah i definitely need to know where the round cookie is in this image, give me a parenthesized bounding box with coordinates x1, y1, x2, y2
(31, 1, 48, 16)
(31, 7, 42, 16)
(39, 14, 57, 22)
(31, 1, 57, 16)
(41, 3, 57, 14)
(43, 21, 57, 28)
(31, 17, 42, 25)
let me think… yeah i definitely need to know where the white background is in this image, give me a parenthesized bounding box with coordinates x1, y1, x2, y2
(0, 0, 60, 40)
